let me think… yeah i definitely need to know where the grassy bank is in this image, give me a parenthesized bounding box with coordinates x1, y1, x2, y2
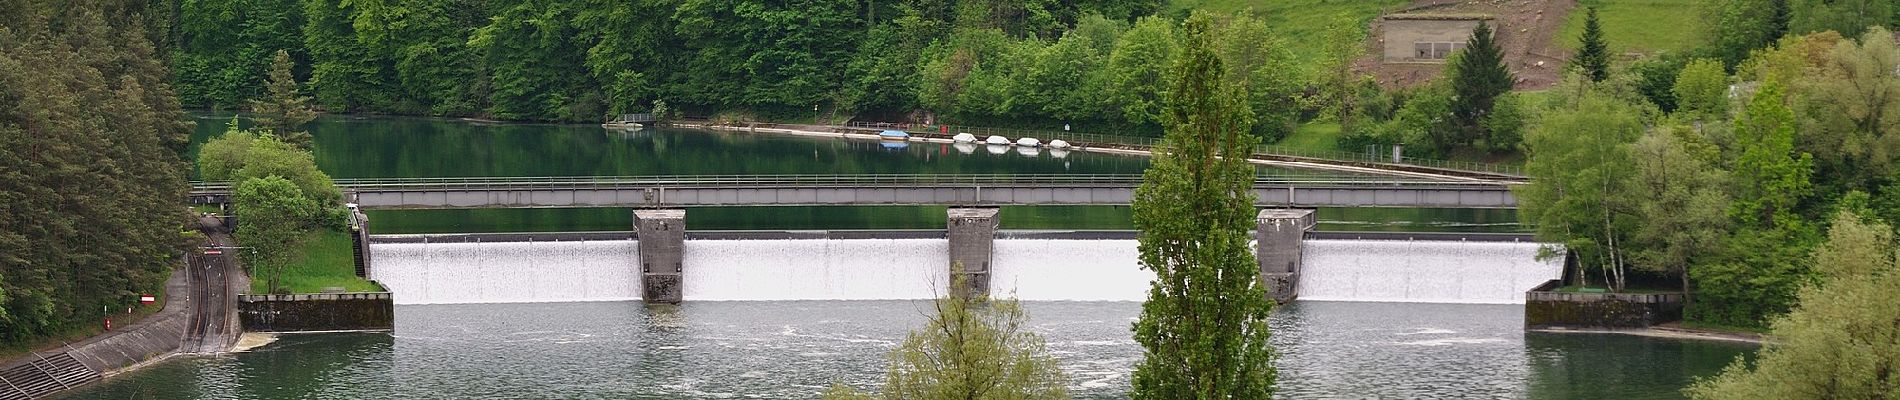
(0, 293, 165, 362)
(1557, 0, 1705, 54)
(1171, 0, 1408, 68)
(251, 229, 381, 294)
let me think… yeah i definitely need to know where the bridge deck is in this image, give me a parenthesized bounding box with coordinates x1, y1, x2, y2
(190, 174, 1519, 209)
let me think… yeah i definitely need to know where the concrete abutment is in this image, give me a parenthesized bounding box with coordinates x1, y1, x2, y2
(634, 209, 686, 304)
(1257, 209, 1316, 303)
(947, 208, 999, 299)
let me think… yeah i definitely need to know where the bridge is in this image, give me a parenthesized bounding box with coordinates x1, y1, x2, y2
(189, 174, 1519, 210)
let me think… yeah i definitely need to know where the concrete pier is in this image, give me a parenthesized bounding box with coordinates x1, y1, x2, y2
(947, 208, 1000, 299)
(1257, 209, 1316, 302)
(350, 209, 373, 278)
(634, 209, 686, 303)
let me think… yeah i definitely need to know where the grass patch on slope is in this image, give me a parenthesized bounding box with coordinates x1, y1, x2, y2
(251, 229, 381, 294)
(1172, 0, 1409, 67)
(1557, 0, 1705, 54)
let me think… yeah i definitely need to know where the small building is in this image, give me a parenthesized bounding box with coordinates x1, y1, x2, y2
(1381, 14, 1494, 64)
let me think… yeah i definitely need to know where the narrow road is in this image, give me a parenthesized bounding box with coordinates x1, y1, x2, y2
(180, 216, 240, 354)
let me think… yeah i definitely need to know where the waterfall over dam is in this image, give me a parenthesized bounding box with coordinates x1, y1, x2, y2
(370, 236, 1559, 305)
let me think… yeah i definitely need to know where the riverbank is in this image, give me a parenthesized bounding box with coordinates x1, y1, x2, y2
(673, 121, 1513, 182)
(1531, 324, 1766, 344)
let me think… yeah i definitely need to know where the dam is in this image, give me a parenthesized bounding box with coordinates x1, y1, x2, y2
(368, 231, 1563, 305)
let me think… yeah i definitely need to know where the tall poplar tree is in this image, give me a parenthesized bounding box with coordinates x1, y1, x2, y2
(1573, 7, 1610, 82)
(1129, 13, 1276, 399)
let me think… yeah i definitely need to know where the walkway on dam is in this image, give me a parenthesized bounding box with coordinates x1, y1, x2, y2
(188, 174, 1520, 210)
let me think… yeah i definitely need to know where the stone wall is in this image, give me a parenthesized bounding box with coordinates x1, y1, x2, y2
(238, 292, 394, 332)
(1524, 280, 1686, 329)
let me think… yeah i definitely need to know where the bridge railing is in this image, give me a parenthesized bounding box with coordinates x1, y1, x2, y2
(190, 174, 1515, 193)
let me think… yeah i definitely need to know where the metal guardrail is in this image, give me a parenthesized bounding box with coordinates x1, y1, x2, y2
(189, 174, 1514, 193)
(841, 121, 1526, 178)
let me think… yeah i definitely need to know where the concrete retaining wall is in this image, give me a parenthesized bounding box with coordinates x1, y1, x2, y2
(1524, 280, 1686, 329)
(238, 292, 394, 332)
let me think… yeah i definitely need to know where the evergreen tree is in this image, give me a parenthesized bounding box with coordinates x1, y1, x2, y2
(1573, 7, 1610, 82)
(250, 49, 317, 149)
(1448, 21, 1514, 152)
(1129, 13, 1276, 399)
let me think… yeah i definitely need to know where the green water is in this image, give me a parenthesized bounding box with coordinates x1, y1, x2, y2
(190, 114, 1525, 233)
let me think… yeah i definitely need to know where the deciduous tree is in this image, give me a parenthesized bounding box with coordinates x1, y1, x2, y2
(1518, 89, 1643, 291)
(234, 176, 318, 293)
(822, 269, 1067, 400)
(1687, 211, 1900, 399)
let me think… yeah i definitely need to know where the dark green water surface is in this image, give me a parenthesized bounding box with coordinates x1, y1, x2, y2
(59, 301, 1753, 399)
(189, 114, 1524, 233)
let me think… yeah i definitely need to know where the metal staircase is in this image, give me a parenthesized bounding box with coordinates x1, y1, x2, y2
(0, 352, 99, 399)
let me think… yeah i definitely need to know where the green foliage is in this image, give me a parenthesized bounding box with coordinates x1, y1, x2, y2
(1446, 21, 1515, 154)
(1788, 0, 1894, 39)
(1687, 212, 1900, 399)
(1629, 53, 1690, 113)
(1129, 13, 1275, 399)
(1, 1, 191, 344)
(1794, 28, 1900, 191)
(1573, 7, 1610, 82)
(822, 271, 1067, 400)
(1707, 0, 1792, 67)
(1211, 12, 1300, 142)
(1730, 80, 1813, 228)
(1672, 58, 1731, 119)
(1104, 16, 1178, 127)
(1628, 127, 1732, 294)
(234, 176, 318, 293)
(197, 122, 340, 204)
(251, 49, 318, 148)
(1518, 88, 1644, 291)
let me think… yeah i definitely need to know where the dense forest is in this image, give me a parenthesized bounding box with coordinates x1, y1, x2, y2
(0, 0, 193, 344)
(151, 0, 1351, 138)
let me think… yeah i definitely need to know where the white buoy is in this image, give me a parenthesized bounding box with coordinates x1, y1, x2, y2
(953, 133, 977, 143)
(1047, 139, 1072, 149)
(985, 135, 1010, 145)
(1015, 137, 1041, 147)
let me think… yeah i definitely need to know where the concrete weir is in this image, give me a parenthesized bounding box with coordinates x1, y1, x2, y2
(634, 209, 686, 304)
(947, 208, 999, 299)
(1257, 209, 1316, 302)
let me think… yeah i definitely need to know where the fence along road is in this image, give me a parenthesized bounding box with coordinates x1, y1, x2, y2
(189, 174, 1520, 209)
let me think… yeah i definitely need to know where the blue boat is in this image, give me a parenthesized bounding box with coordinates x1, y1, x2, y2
(878, 130, 910, 141)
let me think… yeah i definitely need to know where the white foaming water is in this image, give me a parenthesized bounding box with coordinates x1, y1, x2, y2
(684, 239, 946, 300)
(1297, 239, 1562, 304)
(372, 237, 1558, 305)
(371, 241, 641, 305)
(991, 240, 1150, 301)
